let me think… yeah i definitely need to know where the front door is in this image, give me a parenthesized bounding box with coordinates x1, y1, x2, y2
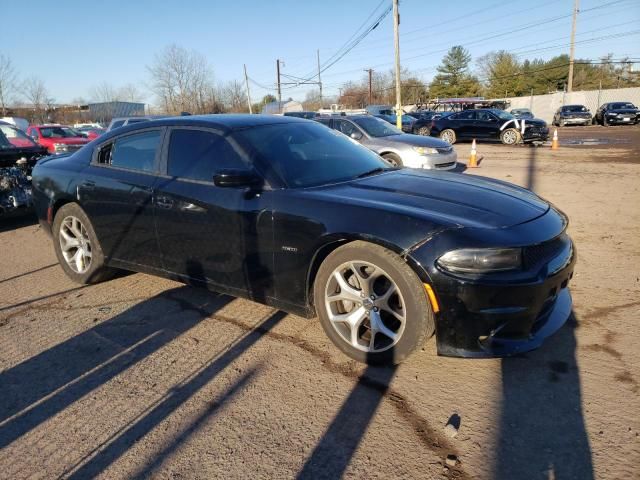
(79, 128, 164, 269)
(153, 127, 274, 300)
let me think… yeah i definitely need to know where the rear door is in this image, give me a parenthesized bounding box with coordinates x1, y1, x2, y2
(449, 110, 476, 139)
(153, 127, 275, 299)
(79, 128, 164, 269)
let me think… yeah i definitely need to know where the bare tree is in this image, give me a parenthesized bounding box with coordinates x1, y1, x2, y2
(0, 54, 18, 116)
(22, 76, 53, 122)
(220, 80, 247, 112)
(118, 83, 145, 103)
(89, 82, 118, 103)
(147, 44, 217, 114)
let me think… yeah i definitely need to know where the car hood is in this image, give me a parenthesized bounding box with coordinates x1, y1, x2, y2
(378, 134, 452, 149)
(310, 169, 549, 229)
(608, 108, 639, 115)
(518, 118, 547, 127)
(561, 111, 591, 117)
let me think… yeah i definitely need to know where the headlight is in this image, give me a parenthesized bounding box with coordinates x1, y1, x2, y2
(437, 248, 522, 273)
(53, 143, 68, 152)
(413, 146, 438, 155)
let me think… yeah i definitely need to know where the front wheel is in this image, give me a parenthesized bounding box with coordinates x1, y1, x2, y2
(417, 126, 430, 136)
(439, 129, 456, 144)
(382, 152, 403, 167)
(314, 241, 434, 365)
(52, 203, 117, 284)
(500, 128, 521, 145)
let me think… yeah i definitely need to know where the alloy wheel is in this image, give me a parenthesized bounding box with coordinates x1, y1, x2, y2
(59, 215, 92, 274)
(324, 261, 406, 353)
(503, 129, 519, 144)
(440, 130, 454, 143)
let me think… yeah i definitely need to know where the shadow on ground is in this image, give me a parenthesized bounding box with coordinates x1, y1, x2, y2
(495, 313, 594, 480)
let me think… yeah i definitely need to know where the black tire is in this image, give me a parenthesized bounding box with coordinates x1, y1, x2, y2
(382, 152, 403, 167)
(559, 119, 565, 127)
(314, 241, 435, 365)
(417, 126, 431, 136)
(500, 128, 521, 145)
(52, 203, 117, 284)
(603, 116, 609, 126)
(439, 129, 456, 144)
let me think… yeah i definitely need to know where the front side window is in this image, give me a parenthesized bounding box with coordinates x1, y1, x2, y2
(167, 129, 247, 182)
(110, 130, 161, 172)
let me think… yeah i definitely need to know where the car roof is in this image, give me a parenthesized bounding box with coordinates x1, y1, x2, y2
(101, 114, 310, 138)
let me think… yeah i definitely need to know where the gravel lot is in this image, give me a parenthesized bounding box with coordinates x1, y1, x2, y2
(1, 125, 639, 479)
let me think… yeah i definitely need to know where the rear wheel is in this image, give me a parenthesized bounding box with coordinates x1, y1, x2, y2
(52, 203, 117, 284)
(439, 129, 456, 144)
(314, 241, 434, 365)
(382, 152, 403, 167)
(500, 128, 521, 145)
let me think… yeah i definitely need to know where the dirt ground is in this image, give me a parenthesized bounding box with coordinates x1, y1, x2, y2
(0, 125, 639, 480)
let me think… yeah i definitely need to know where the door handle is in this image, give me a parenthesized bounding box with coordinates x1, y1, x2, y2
(156, 195, 174, 209)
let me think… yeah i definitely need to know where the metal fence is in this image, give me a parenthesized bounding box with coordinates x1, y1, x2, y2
(505, 87, 640, 123)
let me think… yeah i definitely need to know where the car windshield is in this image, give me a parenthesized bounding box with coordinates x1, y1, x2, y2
(492, 110, 515, 121)
(611, 102, 635, 109)
(352, 117, 402, 137)
(232, 122, 393, 188)
(0, 124, 38, 148)
(40, 126, 81, 138)
(512, 109, 530, 114)
(562, 105, 587, 112)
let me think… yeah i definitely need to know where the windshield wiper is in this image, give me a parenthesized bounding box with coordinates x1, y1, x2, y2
(355, 167, 394, 179)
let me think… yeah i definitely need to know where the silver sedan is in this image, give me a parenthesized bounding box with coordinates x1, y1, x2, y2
(317, 115, 457, 170)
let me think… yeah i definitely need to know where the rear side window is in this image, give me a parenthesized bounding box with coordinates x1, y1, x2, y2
(109, 130, 161, 172)
(167, 129, 247, 182)
(451, 110, 475, 120)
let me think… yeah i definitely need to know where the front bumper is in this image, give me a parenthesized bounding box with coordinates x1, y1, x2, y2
(606, 115, 638, 124)
(522, 127, 549, 142)
(561, 117, 591, 125)
(408, 211, 575, 357)
(401, 149, 458, 170)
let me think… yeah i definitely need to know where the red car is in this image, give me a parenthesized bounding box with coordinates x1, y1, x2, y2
(27, 124, 90, 154)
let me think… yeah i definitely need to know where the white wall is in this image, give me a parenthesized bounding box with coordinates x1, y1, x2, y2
(506, 87, 640, 123)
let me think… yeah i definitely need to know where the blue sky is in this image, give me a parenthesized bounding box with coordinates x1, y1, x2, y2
(3, 0, 639, 104)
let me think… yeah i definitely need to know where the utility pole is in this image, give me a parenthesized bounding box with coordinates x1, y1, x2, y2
(317, 50, 323, 108)
(567, 0, 579, 93)
(276, 59, 282, 113)
(243, 64, 253, 114)
(393, 0, 402, 129)
(365, 68, 373, 105)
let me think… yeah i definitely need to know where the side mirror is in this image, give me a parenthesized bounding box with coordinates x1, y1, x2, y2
(213, 169, 262, 188)
(350, 131, 363, 140)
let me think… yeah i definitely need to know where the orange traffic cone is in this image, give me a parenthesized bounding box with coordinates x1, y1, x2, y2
(551, 129, 559, 150)
(468, 139, 479, 168)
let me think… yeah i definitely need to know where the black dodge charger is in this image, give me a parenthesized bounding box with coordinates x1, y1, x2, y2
(32, 115, 575, 364)
(430, 108, 549, 145)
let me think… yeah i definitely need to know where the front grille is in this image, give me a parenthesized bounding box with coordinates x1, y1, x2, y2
(436, 147, 453, 154)
(523, 234, 568, 268)
(435, 161, 455, 169)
